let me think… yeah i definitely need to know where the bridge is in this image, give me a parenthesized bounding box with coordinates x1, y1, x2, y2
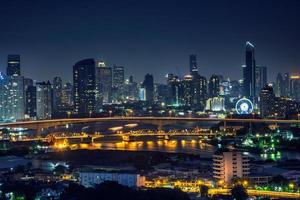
(208, 188, 300, 199)
(0, 117, 299, 134)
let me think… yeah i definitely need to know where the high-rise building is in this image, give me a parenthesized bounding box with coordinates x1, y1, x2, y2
(290, 75, 300, 101)
(7, 76, 25, 120)
(0, 72, 10, 121)
(255, 66, 267, 97)
(183, 75, 193, 106)
(25, 85, 36, 118)
(213, 150, 250, 183)
(167, 74, 184, 106)
(275, 73, 283, 97)
(36, 81, 52, 120)
(142, 74, 154, 103)
(73, 59, 96, 116)
(7, 55, 21, 76)
(195, 74, 208, 110)
(112, 65, 124, 102)
(124, 76, 139, 101)
(282, 73, 290, 97)
(61, 82, 73, 108)
(52, 77, 63, 115)
(95, 61, 112, 107)
(208, 74, 220, 98)
(260, 85, 275, 118)
(189, 54, 198, 74)
(243, 42, 256, 99)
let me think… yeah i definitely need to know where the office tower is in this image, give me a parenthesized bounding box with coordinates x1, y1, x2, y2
(25, 85, 36, 118)
(290, 75, 300, 101)
(275, 73, 283, 97)
(112, 65, 125, 102)
(167, 74, 184, 105)
(142, 74, 154, 103)
(73, 59, 96, 116)
(213, 150, 250, 183)
(154, 84, 168, 103)
(7, 55, 21, 76)
(282, 73, 290, 97)
(124, 76, 139, 101)
(243, 42, 256, 99)
(52, 77, 63, 115)
(61, 82, 73, 108)
(255, 65, 267, 97)
(36, 81, 52, 120)
(260, 85, 275, 118)
(24, 78, 33, 90)
(183, 75, 193, 106)
(7, 76, 25, 120)
(95, 61, 112, 107)
(192, 74, 208, 110)
(189, 54, 198, 74)
(208, 74, 220, 98)
(0, 72, 10, 120)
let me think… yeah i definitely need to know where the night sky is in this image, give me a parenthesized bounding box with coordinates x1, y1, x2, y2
(0, 0, 300, 83)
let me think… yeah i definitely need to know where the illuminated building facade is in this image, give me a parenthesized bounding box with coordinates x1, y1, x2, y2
(208, 74, 220, 98)
(95, 61, 112, 107)
(205, 97, 225, 112)
(36, 81, 52, 119)
(73, 59, 96, 116)
(213, 151, 250, 183)
(243, 42, 256, 99)
(7, 55, 21, 76)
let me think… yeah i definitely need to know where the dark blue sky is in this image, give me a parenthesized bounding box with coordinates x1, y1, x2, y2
(0, 0, 300, 83)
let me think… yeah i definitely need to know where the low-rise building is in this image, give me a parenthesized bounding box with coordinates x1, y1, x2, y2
(77, 170, 145, 188)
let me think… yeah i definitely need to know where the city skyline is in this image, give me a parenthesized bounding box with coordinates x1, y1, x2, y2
(1, 0, 300, 83)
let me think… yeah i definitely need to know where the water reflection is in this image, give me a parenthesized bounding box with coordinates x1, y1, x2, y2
(74, 139, 215, 157)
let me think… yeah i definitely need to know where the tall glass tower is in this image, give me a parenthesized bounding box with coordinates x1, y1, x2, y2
(243, 42, 256, 99)
(7, 55, 21, 76)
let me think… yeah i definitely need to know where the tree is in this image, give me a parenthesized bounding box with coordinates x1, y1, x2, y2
(231, 184, 248, 200)
(200, 185, 209, 197)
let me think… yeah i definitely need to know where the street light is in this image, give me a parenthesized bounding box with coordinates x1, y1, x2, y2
(168, 110, 172, 117)
(109, 110, 112, 117)
(149, 110, 152, 117)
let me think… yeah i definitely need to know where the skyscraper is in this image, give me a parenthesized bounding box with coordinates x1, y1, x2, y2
(95, 61, 112, 108)
(243, 42, 256, 99)
(255, 65, 267, 97)
(167, 74, 184, 106)
(73, 59, 96, 116)
(275, 73, 283, 97)
(25, 85, 36, 118)
(52, 77, 63, 115)
(260, 85, 275, 118)
(7, 76, 25, 120)
(183, 75, 193, 106)
(112, 65, 125, 102)
(208, 74, 220, 98)
(142, 74, 154, 103)
(282, 73, 290, 97)
(290, 75, 300, 101)
(189, 54, 198, 74)
(7, 55, 21, 76)
(36, 81, 52, 120)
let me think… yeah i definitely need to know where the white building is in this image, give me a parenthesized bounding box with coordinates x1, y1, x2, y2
(213, 151, 250, 183)
(205, 97, 225, 112)
(78, 171, 145, 188)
